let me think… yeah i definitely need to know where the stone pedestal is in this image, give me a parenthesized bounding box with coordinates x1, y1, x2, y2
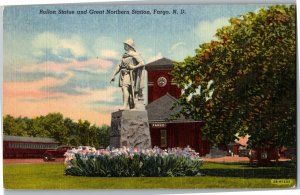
(110, 110, 151, 149)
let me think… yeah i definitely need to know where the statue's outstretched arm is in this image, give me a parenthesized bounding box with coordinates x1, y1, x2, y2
(110, 64, 121, 82)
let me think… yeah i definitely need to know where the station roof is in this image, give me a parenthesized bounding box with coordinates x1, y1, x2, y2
(145, 57, 175, 71)
(3, 135, 59, 143)
(146, 93, 201, 123)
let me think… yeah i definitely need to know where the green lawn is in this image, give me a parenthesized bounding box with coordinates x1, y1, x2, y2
(3, 162, 296, 189)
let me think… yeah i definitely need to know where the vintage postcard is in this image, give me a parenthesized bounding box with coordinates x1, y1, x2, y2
(2, 1, 297, 190)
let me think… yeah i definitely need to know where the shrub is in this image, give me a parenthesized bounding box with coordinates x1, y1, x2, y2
(64, 146, 203, 177)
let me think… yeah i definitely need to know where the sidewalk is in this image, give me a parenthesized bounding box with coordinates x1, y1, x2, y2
(4, 158, 65, 164)
(202, 156, 249, 163)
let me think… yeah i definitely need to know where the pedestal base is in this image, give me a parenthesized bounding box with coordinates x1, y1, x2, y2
(110, 110, 151, 149)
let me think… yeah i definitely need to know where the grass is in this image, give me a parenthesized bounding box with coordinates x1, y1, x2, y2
(3, 161, 296, 189)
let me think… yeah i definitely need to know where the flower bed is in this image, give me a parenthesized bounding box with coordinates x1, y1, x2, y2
(64, 146, 203, 177)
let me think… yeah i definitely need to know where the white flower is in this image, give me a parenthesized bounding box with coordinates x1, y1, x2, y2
(64, 145, 203, 169)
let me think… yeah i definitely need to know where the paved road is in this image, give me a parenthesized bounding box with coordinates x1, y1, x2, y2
(202, 156, 249, 163)
(4, 158, 65, 164)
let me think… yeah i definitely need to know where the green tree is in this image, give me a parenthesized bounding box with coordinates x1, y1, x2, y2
(77, 119, 91, 146)
(3, 115, 28, 136)
(97, 125, 110, 148)
(88, 125, 98, 147)
(43, 113, 69, 143)
(30, 116, 51, 137)
(172, 5, 296, 149)
(3, 113, 112, 148)
(64, 117, 80, 146)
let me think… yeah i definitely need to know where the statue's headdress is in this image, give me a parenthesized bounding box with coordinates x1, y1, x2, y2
(124, 38, 136, 51)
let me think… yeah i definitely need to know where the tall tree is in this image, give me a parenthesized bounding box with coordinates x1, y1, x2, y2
(3, 113, 111, 148)
(3, 115, 28, 136)
(97, 125, 110, 148)
(30, 116, 51, 137)
(41, 113, 69, 143)
(172, 5, 296, 149)
(64, 117, 79, 146)
(77, 119, 91, 146)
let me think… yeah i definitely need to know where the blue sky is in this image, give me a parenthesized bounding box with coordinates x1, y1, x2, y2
(3, 3, 270, 125)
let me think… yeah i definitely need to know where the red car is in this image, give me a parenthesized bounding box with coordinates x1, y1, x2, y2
(42, 146, 72, 161)
(249, 146, 279, 165)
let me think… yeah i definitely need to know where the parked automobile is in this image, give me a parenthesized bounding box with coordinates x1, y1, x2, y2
(249, 146, 279, 165)
(42, 146, 72, 161)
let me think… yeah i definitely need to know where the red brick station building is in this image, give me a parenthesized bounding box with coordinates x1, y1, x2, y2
(145, 58, 210, 156)
(145, 58, 288, 162)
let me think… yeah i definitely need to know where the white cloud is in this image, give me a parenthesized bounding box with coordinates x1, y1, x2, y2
(169, 41, 192, 61)
(20, 58, 113, 74)
(138, 46, 156, 63)
(145, 48, 153, 52)
(60, 35, 86, 56)
(170, 42, 186, 52)
(94, 36, 121, 57)
(195, 17, 230, 43)
(100, 49, 120, 60)
(75, 86, 120, 103)
(147, 52, 163, 63)
(32, 32, 58, 49)
(32, 32, 86, 59)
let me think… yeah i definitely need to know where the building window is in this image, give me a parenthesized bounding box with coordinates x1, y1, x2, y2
(160, 129, 167, 147)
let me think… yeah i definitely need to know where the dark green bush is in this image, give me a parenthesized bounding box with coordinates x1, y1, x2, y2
(65, 153, 203, 177)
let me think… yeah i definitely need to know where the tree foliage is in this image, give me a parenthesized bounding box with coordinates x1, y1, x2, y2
(172, 5, 296, 148)
(3, 113, 110, 148)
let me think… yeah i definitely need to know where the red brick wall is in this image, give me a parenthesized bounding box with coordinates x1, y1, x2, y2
(149, 122, 210, 156)
(147, 69, 181, 103)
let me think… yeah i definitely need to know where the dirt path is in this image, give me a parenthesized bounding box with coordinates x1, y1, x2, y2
(202, 156, 249, 163)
